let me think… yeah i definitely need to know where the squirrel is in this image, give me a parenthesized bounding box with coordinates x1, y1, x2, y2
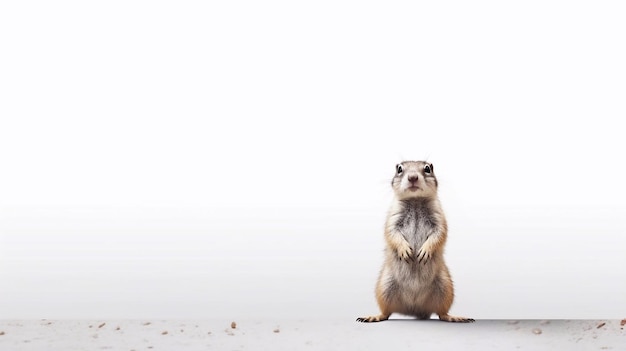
(357, 161, 474, 323)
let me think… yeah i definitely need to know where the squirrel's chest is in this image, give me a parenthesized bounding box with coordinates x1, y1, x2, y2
(396, 206, 435, 248)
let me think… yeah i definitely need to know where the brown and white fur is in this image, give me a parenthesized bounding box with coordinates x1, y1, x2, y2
(356, 161, 474, 323)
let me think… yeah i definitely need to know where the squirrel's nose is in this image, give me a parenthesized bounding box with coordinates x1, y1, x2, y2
(408, 175, 419, 183)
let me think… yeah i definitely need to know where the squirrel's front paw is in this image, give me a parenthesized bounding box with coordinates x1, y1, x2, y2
(397, 244, 413, 262)
(416, 244, 432, 264)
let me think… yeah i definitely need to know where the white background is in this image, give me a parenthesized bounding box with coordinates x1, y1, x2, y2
(1, 0, 625, 319)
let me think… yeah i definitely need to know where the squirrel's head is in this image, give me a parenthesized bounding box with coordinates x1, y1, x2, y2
(391, 161, 438, 200)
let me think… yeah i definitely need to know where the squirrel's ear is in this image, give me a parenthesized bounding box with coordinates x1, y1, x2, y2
(430, 163, 434, 172)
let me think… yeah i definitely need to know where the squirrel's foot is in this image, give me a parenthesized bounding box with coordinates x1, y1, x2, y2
(439, 314, 475, 323)
(356, 313, 390, 323)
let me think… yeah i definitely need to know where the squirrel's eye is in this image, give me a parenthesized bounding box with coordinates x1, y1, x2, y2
(396, 164, 403, 174)
(424, 165, 431, 174)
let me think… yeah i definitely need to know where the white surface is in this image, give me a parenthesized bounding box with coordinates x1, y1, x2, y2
(0, 319, 625, 351)
(1, 0, 626, 320)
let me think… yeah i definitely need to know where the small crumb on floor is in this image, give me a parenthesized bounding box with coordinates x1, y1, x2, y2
(98, 323, 106, 329)
(597, 322, 606, 329)
(532, 328, 542, 335)
(161, 331, 168, 335)
(620, 319, 626, 327)
(273, 328, 280, 333)
(0, 331, 5, 336)
(115, 326, 121, 331)
(231, 321, 237, 329)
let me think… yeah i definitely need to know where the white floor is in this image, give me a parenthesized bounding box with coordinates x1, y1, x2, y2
(1, 319, 624, 351)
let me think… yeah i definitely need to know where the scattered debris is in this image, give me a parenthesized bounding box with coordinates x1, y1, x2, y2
(89, 325, 93, 329)
(620, 319, 626, 328)
(597, 322, 606, 329)
(143, 322, 151, 326)
(161, 331, 168, 335)
(532, 328, 542, 335)
(0, 331, 5, 336)
(98, 323, 106, 329)
(207, 331, 212, 335)
(115, 326, 121, 331)
(273, 328, 280, 333)
(231, 321, 237, 329)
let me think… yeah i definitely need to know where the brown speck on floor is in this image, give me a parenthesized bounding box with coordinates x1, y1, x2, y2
(148, 347, 153, 349)
(0, 331, 4, 336)
(620, 319, 626, 327)
(180, 329, 184, 333)
(597, 322, 606, 329)
(207, 331, 212, 335)
(273, 328, 280, 333)
(116, 326, 121, 331)
(532, 328, 542, 335)
(231, 321, 237, 329)
(161, 331, 168, 335)
(99, 323, 106, 329)
(89, 325, 93, 328)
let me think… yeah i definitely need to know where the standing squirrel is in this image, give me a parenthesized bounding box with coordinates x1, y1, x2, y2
(357, 161, 474, 323)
